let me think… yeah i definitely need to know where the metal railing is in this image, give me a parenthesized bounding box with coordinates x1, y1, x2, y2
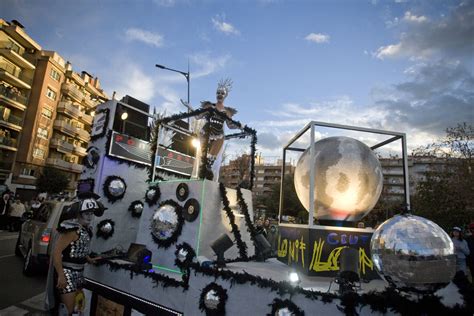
(0, 62, 33, 86)
(0, 136, 17, 147)
(0, 107, 22, 126)
(0, 84, 28, 105)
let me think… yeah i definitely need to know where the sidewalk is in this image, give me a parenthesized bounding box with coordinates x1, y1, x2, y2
(0, 292, 48, 315)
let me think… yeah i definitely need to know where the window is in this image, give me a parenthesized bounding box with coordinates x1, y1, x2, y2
(50, 68, 61, 81)
(37, 127, 48, 139)
(33, 148, 45, 159)
(20, 168, 35, 176)
(41, 107, 53, 119)
(46, 87, 57, 100)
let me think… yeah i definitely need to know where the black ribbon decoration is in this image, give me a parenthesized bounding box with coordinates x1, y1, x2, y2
(219, 183, 248, 260)
(236, 187, 258, 253)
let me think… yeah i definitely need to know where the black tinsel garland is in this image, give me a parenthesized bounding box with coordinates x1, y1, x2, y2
(199, 282, 228, 316)
(248, 133, 257, 190)
(198, 114, 211, 180)
(236, 187, 258, 252)
(268, 298, 304, 316)
(145, 185, 161, 206)
(96, 219, 115, 239)
(90, 108, 109, 141)
(150, 199, 184, 249)
(219, 183, 248, 260)
(102, 175, 127, 203)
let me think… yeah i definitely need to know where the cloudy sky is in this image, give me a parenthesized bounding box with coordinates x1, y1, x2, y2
(2, 0, 473, 161)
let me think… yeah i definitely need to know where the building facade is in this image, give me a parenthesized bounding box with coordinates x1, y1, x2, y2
(0, 19, 41, 185)
(9, 49, 108, 199)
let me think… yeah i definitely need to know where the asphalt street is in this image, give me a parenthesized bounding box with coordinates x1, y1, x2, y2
(0, 231, 46, 310)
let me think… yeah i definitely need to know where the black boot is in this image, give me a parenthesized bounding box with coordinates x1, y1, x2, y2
(205, 156, 216, 180)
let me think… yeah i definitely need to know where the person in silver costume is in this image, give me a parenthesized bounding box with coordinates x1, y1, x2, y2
(199, 78, 239, 180)
(51, 193, 106, 315)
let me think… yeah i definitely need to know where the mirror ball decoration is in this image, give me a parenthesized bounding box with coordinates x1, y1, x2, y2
(175, 242, 196, 267)
(128, 200, 144, 218)
(370, 214, 456, 292)
(183, 198, 200, 222)
(150, 200, 184, 248)
(294, 136, 383, 222)
(145, 185, 161, 206)
(199, 283, 228, 316)
(103, 176, 127, 203)
(176, 183, 189, 201)
(268, 298, 304, 316)
(96, 219, 115, 239)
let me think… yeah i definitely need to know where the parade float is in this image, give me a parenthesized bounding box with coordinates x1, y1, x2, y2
(75, 97, 472, 315)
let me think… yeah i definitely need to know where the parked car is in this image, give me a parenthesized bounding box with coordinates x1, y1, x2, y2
(15, 200, 72, 276)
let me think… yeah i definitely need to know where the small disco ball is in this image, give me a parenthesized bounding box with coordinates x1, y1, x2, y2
(294, 136, 383, 221)
(109, 179, 126, 197)
(151, 204, 178, 240)
(101, 222, 113, 233)
(204, 290, 220, 310)
(370, 214, 456, 292)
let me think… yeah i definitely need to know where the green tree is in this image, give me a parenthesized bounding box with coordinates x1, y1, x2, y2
(256, 174, 306, 223)
(411, 123, 473, 230)
(37, 167, 70, 195)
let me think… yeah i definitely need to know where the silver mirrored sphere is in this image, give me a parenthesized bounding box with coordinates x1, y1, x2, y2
(294, 136, 383, 221)
(204, 290, 220, 310)
(109, 179, 125, 197)
(276, 307, 292, 316)
(151, 205, 178, 240)
(370, 214, 456, 292)
(178, 248, 188, 262)
(134, 203, 144, 214)
(147, 189, 156, 200)
(101, 222, 113, 233)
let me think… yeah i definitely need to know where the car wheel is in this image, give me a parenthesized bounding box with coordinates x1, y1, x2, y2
(23, 246, 36, 276)
(15, 231, 22, 257)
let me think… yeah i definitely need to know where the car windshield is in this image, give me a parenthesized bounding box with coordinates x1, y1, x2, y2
(33, 204, 53, 223)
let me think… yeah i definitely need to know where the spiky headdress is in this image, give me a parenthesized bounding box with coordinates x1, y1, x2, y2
(217, 78, 233, 93)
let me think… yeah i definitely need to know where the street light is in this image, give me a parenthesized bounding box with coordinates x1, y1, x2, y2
(120, 110, 128, 133)
(155, 63, 191, 112)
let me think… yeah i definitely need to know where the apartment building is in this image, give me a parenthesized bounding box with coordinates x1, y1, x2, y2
(9, 49, 108, 199)
(0, 19, 41, 185)
(220, 155, 295, 197)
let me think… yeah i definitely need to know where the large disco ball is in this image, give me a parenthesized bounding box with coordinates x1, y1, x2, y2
(294, 136, 383, 221)
(370, 214, 456, 292)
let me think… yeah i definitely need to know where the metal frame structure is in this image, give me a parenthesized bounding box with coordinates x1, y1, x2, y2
(279, 121, 410, 227)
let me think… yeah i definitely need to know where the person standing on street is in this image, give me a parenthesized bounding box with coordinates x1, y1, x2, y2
(451, 226, 470, 277)
(0, 191, 12, 230)
(9, 199, 26, 231)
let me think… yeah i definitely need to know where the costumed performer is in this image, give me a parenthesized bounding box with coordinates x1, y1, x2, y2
(45, 192, 106, 315)
(199, 78, 239, 180)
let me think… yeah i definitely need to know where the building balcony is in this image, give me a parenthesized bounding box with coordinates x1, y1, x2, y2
(65, 71, 85, 87)
(0, 44, 35, 70)
(0, 107, 22, 131)
(46, 158, 83, 174)
(0, 84, 28, 110)
(75, 128, 90, 142)
(0, 135, 18, 150)
(0, 161, 13, 173)
(73, 145, 87, 156)
(79, 113, 93, 126)
(82, 97, 95, 108)
(61, 82, 84, 103)
(53, 120, 77, 137)
(57, 101, 82, 120)
(50, 138, 74, 154)
(0, 62, 32, 89)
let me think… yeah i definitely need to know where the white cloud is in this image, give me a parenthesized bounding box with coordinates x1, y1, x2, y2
(305, 33, 330, 43)
(113, 63, 155, 102)
(153, 0, 176, 7)
(189, 52, 231, 78)
(374, 43, 403, 59)
(403, 11, 428, 23)
(211, 14, 240, 36)
(124, 28, 164, 47)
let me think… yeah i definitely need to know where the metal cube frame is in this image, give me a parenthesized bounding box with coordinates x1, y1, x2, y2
(279, 121, 410, 227)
